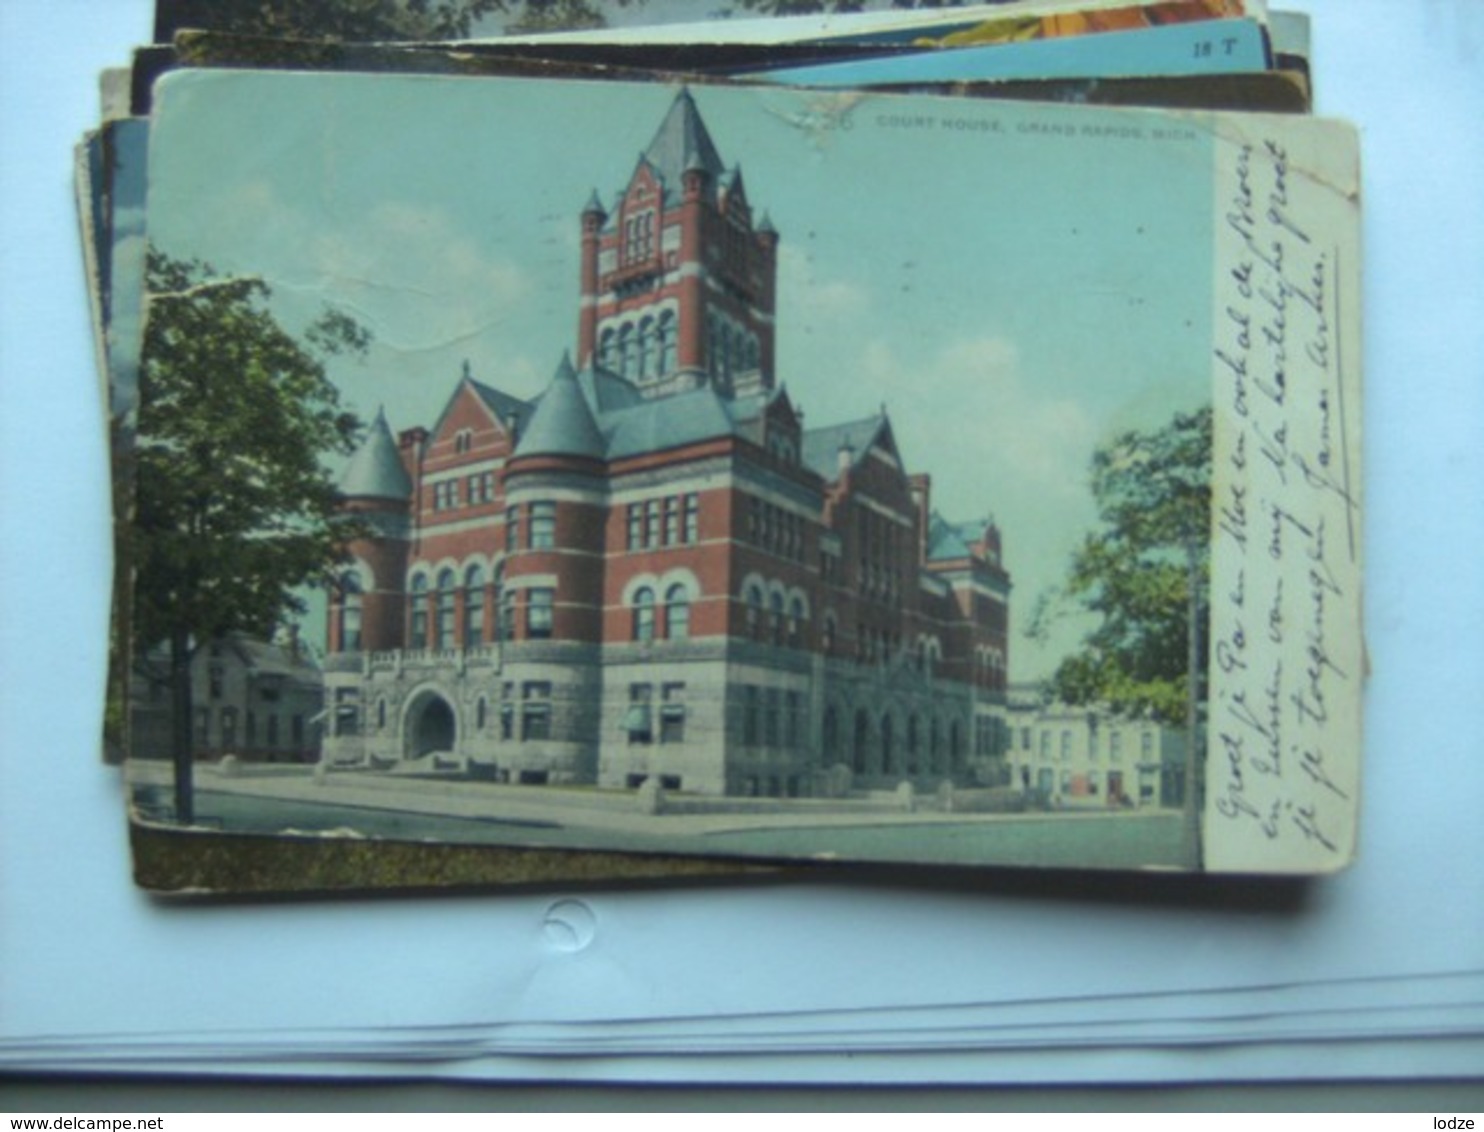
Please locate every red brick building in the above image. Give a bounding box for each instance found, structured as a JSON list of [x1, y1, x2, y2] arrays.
[[322, 90, 1011, 797]]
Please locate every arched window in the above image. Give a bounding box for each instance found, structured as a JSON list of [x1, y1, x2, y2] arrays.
[[853, 709, 871, 775], [658, 310, 677, 374], [664, 584, 690, 640], [499, 591, 516, 643], [769, 591, 785, 645], [881, 713, 895, 776], [598, 327, 615, 370], [638, 316, 657, 380], [633, 586, 656, 642], [745, 584, 763, 639], [706, 313, 718, 379], [722, 324, 737, 383], [494, 563, 512, 642], [788, 595, 805, 648], [618, 323, 635, 378], [376, 697, 387, 731], [463, 564, 486, 646], [409, 574, 429, 649], [822, 614, 837, 656], [435, 568, 457, 649], [337, 572, 363, 652]]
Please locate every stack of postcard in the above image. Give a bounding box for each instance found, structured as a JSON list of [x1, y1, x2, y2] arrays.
[[83, 0, 1362, 891], [27, 0, 1480, 1088]]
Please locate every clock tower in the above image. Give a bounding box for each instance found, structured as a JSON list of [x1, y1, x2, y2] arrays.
[[576, 89, 779, 401]]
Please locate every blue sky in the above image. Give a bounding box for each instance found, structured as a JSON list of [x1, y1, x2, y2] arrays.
[[145, 70, 1214, 677]]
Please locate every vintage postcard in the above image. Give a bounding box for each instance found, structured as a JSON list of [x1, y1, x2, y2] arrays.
[[127, 70, 1360, 885], [76, 118, 151, 765], [742, 16, 1272, 85], [133, 34, 1310, 117], [148, 0, 1258, 44]]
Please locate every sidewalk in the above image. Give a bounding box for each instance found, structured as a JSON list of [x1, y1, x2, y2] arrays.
[[126, 759, 1164, 840]]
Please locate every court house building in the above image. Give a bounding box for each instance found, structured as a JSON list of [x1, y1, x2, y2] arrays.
[[320, 90, 1012, 797]]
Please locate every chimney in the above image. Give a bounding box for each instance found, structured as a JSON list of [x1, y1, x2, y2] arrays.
[[837, 441, 854, 479]]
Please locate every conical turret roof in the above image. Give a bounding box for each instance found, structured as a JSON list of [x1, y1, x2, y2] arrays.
[[338, 408, 412, 500], [513, 354, 606, 462]]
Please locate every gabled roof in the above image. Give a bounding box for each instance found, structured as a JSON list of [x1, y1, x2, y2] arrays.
[[764, 384, 802, 431], [801, 412, 889, 481], [228, 633, 321, 680], [506, 354, 749, 467], [469, 378, 532, 429], [577, 363, 645, 416], [513, 355, 606, 461], [925, 512, 975, 562], [423, 363, 533, 448], [728, 390, 770, 423], [195, 632, 320, 684], [604, 385, 740, 461], [338, 408, 412, 501]]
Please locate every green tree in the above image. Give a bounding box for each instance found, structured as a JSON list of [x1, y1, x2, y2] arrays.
[[1035, 405, 1211, 726], [134, 252, 368, 822]]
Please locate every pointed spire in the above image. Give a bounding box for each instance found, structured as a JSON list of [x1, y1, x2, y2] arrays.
[[338, 408, 412, 501], [513, 353, 606, 462], [582, 188, 606, 216], [757, 210, 777, 236], [642, 87, 725, 187]]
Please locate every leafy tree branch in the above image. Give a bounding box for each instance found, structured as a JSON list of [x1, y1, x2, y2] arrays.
[[133, 251, 369, 819], [1037, 405, 1211, 725]]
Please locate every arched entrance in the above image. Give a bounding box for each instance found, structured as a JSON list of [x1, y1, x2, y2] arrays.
[[404, 690, 456, 759]]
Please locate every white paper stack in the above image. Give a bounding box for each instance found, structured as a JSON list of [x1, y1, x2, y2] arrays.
[[1, 0, 1481, 1089]]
